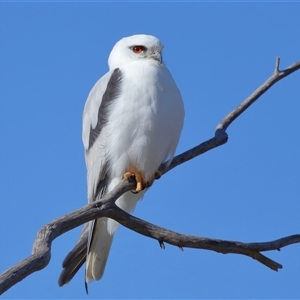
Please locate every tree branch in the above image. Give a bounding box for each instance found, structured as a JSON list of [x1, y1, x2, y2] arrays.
[[1, 57, 300, 295], [216, 57, 300, 131]]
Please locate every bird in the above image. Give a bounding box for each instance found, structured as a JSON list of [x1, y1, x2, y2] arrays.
[[58, 34, 185, 288]]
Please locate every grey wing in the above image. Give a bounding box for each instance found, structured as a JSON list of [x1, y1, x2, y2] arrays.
[[83, 68, 122, 203], [58, 68, 123, 287]]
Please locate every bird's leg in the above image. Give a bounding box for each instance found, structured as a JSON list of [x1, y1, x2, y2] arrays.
[[124, 166, 146, 193]]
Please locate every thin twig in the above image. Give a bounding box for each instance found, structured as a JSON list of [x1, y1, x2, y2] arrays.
[[216, 57, 300, 131]]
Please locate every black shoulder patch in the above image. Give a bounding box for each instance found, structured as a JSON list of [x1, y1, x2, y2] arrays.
[[88, 68, 122, 150]]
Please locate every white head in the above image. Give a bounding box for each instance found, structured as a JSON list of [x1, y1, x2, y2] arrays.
[[108, 34, 164, 70]]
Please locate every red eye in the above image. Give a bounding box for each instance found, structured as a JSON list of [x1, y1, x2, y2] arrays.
[[132, 46, 145, 54]]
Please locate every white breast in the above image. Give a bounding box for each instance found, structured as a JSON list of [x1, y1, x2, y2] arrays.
[[105, 60, 184, 181]]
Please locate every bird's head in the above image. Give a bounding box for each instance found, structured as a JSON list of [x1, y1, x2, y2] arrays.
[[108, 34, 163, 70]]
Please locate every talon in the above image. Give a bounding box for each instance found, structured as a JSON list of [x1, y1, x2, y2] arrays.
[[123, 168, 162, 192], [123, 167, 146, 192], [154, 170, 162, 180], [136, 182, 143, 193], [124, 172, 134, 180]]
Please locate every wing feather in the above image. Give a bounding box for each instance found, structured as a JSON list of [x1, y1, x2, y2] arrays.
[[59, 68, 123, 287], [82, 68, 122, 151], [83, 68, 122, 203]]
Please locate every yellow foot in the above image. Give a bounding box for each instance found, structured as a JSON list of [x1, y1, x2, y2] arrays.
[[124, 166, 146, 193], [124, 168, 163, 192]]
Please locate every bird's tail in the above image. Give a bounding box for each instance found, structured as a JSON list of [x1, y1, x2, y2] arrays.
[[58, 222, 89, 287], [58, 179, 143, 287], [84, 185, 143, 283], [58, 218, 114, 286], [85, 217, 114, 283]]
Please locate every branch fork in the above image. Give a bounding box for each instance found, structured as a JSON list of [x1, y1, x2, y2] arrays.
[[1, 57, 300, 295]]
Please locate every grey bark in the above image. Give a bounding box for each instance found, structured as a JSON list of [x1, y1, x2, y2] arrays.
[[1, 57, 300, 295]]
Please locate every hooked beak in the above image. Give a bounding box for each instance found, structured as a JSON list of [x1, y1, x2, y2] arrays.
[[148, 51, 162, 64]]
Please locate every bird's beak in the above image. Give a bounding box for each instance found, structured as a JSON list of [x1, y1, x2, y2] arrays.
[[148, 51, 162, 64]]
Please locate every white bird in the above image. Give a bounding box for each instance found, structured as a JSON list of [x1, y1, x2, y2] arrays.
[[58, 34, 184, 287]]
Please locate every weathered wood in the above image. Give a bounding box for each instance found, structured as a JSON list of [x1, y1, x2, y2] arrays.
[[1, 58, 300, 295]]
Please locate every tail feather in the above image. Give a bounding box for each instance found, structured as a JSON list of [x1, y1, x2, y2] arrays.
[[58, 183, 143, 287], [58, 230, 88, 286], [85, 217, 114, 282]]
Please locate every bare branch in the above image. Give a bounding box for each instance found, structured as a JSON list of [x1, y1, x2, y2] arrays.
[[0, 179, 135, 295], [1, 58, 300, 295], [216, 58, 300, 131], [105, 204, 300, 271]]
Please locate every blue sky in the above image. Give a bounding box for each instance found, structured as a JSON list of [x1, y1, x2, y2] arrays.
[[1, 2, 300, 299]]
